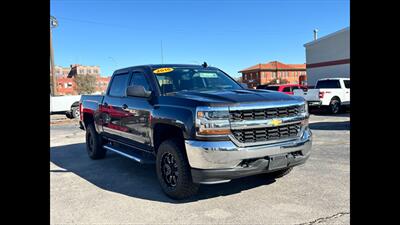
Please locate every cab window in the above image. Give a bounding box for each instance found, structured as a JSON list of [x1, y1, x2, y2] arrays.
[[108, 73, 130, 97]]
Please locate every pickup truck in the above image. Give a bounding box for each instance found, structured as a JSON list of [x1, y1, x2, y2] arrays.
[[50, 94, 81, 118], [257, 84, 307, 95], [293, 78, 350, 114], [79, 64, 312, 199]]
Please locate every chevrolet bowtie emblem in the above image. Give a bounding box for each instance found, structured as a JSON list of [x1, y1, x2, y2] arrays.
[[270, 119, 283, 126]]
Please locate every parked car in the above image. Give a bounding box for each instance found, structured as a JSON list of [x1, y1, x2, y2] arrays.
[[257, 84, 307, 95], [293, 78, 350, 114], [50, 94, 81, 118], [79, 64, 312, 199]]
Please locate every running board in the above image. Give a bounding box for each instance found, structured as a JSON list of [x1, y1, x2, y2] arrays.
[[103, 144, 155, 164]]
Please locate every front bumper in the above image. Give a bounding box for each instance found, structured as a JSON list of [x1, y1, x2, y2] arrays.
[[185, 127, 312, 184]]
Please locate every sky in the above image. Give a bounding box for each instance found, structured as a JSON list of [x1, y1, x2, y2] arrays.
[[50, 0, 350, 78]]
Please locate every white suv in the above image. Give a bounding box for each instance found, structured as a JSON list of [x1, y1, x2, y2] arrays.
[[293, 78, 350, 114]]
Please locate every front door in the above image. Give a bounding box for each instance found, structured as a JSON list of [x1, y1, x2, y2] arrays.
[[119, 70, 153, 151]]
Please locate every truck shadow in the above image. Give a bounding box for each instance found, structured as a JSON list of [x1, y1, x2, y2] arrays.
[[50, 143, 276, 203], [309, 121, 350, 131], [309, 107, 350, 116]]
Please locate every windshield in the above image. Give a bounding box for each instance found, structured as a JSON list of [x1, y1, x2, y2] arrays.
[[153, 67, 242, 95], [264, 86, 280, 91]]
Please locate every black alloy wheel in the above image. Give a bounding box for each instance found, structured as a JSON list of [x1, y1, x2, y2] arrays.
[[161, 152, 179, 187]]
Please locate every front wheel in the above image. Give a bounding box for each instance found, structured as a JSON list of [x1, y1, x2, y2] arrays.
[[156, 139, 199, 199]]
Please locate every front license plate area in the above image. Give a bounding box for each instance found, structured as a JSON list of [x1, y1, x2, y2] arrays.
[[268, 154, 288, 170]]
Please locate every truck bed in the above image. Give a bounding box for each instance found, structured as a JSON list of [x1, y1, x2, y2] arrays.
[[80, 95, 104, 115]]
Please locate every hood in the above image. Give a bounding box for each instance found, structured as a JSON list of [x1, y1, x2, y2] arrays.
[[167, 89, 304, 106]]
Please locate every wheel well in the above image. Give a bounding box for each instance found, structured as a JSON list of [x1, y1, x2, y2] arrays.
[[71, 101, 79, 109], [331, 96, 341, 103], [153, 123, 184, 153], [83, 113, 94, 127]]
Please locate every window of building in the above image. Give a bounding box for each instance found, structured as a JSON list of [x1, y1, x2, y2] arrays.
[[88, 69, 92, 74], [79, 69, 84, 74]]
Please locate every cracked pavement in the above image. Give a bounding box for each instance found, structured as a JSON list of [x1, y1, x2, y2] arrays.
[[50, 113, 349, 224]]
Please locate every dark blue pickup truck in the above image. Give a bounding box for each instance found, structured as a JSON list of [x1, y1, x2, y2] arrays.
[[79, 64, 312, 199]]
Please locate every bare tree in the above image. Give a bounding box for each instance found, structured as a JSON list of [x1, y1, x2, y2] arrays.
[[235, 76, 243, 83], [74, 74, 97, 94]]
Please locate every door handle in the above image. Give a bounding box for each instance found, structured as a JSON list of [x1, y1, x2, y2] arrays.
[[122, 104, 128, 109]]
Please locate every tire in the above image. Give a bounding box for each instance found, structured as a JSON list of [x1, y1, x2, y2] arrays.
[[329, 99, 341, 114], [65, 111, 73, 119], [156, 138, 199, 199], [263, 167, 293, 179], [85, 123, 106, 159], [71, 107, 80, 119]]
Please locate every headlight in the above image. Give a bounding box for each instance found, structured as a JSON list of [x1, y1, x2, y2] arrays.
[[299, 102, 308, 114], [196, 107, 231, 136], [299, 102, 309, 126]]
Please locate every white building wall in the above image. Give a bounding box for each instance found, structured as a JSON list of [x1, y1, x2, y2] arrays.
[[307, 64, 350, 86], [304, 27, 350, 86]]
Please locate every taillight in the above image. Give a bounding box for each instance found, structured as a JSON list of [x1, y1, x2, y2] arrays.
[[79, 102, 83, 121], [319, 91, 324, 99]]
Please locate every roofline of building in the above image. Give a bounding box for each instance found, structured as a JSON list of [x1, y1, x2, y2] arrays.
[[303, 26, 350, 47], [239, 67, 306, 73]]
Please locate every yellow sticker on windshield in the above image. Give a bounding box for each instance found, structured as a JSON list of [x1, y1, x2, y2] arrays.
[[153, 67, 174, 74]]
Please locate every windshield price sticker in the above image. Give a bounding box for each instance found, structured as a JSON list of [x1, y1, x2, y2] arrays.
[[197, 72, 218, 78], [153, 68, 174, 74]]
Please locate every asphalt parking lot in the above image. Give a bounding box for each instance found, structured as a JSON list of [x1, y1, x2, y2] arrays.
[[50, 112, 350, 225]]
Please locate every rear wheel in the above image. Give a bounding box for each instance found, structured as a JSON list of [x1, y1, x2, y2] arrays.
[[156, 138, 199, 199], [71, 107, 80, 118], [86, 123, 106, 159], [329, 99, 341, 114]]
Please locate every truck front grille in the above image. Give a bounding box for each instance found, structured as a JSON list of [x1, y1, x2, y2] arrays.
[[232, 123, 301, 143], [230, 105, 300, 121]]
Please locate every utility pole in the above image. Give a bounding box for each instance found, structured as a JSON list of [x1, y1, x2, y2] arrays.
[[50, 16, 58, 96]]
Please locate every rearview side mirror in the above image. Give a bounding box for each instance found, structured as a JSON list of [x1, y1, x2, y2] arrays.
[[126, 85, 152, 98]]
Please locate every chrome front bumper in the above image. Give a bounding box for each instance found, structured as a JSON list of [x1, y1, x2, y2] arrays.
[[185, 126, 312, 170]]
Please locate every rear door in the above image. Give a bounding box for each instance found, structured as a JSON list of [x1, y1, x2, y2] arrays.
[[101, 72, 131, 141], [119, 70, 153, 151]]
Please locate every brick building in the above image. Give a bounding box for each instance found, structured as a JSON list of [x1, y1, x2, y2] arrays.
[[52, 64, 110, 95], [239, 61, 307, 89]]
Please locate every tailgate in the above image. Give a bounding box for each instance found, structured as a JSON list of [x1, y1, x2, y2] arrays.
[[293, 89, 320, 102]]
